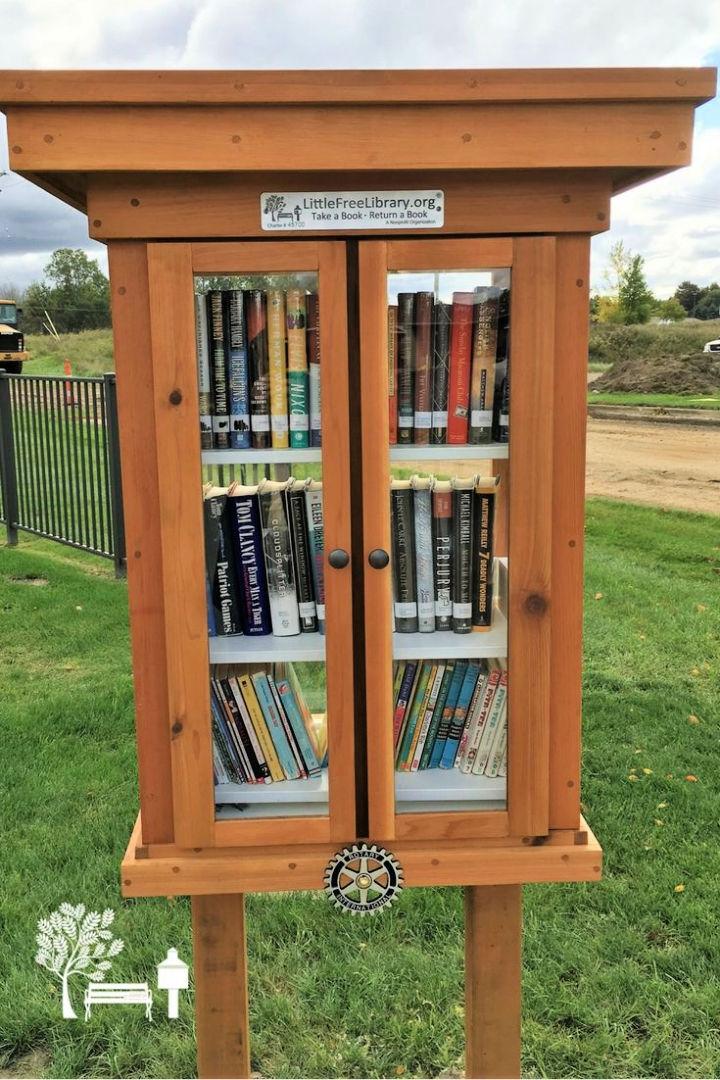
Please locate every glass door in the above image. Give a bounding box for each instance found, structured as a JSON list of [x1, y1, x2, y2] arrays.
[[359, 238, 554, 843], [148, 240, 355, 847]]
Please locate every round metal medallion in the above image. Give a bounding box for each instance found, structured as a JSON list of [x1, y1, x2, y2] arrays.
[[324, 843, 403, 915]]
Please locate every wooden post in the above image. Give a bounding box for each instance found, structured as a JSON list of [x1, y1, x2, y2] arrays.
[[465, 885, 522, 1080], [192, 894, 251, 1080]]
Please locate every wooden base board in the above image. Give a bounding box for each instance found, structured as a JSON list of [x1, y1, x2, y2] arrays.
[[121, 813, 601, 897]]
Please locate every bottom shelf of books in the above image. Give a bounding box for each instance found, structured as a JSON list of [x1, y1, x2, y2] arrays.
[[211, 661, 329, 820]]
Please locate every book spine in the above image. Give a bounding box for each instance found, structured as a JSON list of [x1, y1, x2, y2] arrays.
[[413, 482, 435, 632], [194, 293, 213, 449], [307, 292, 322, 447], [396, 661, 432, 768], [276, 678, 322, 775], [251, 673, 301, 779], [207, 291, 230, 448], [458, 670, 495, 772], [227, 676, 271, 781], [205, 574, 217, 637], [204, 493, 241, 636], [396, 292, 415, 444], [394, 661, 422, 761], [428, 660, 467, 768], [388, 304, 398, 444], [393, 661, 404, 704], [469, 287, 499, 445], [432, 482, 453, 631], [238, 674, 284, 782], [219, 677, 266, 781], [286, 485, 318, 633], [413, 292, 433, 445], [227, 491, 271, 635], [214, 679, 255, 782], [439, 662, 480, 768], [419, 662, 455, 770], [258, 483, 300, 636], [471, 671, 506, 775], [485, 722, 506, 778], [493, 288, 511, 443], [472, 484, 497, 630], [431, 301, 451, 444], [223, 290, 251, 449], [244, 290, 271, 449], [447, 293, 474, 444], [211, 688, 245, 783], [452, 480, 474, 633], [266, 289, 289, 449], [304, 484, 326, 634], [405, 663, 437, 770], [286, 288, 310, 449], [392, 660, 417, 750], [411, 664, 446, 771], [267, 675, 308, 778], [390, 484, 418, 633]]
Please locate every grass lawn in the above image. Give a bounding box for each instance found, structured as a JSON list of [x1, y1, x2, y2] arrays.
[[588, 391, 720, 410], [0, 500, 719, 1079], [24, 331, 114, 378]]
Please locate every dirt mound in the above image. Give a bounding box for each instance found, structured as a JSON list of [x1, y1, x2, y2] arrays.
[[592, 352, 720, 395]]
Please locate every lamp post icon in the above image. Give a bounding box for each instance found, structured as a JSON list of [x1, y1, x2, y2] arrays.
[[157, 948, 188, 1019]]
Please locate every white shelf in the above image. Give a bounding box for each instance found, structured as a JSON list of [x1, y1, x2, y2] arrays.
[[209, 632, 325, 664], [215, 771, 328, 804], [393, 609, 507, 659], [390, 443, 508, 462], [202, 448, 321, 466], [395, 769, 505, 802]]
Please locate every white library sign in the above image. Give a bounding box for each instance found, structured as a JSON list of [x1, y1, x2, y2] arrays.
[[260, 190, 445, 231]]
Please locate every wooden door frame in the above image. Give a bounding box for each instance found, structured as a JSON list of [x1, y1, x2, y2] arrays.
[[142, 238, 356, 848], [358, 236, 554, 843]]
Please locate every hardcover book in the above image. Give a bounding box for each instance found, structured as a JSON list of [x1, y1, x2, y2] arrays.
[[223, 290, 251, 449], [226, 482, 272, 636], [431, 301, 451, 445], [304, 480, 326, 634], [447, 292, 474, 444], [203, 484, 241, 636], [451, 476, 475, 633], [194, 293, 213, 450], [286, 288, 310, 449], [207, 291, 230, 448], [472, 476, 499, 630], [431, 478, 453, 631], [388, 304, 398, 445], [412, 476, 435, 633], [244, 290, 271, 449], [286, 479, 318, 633], [307, 292, 322, 447], [469, 286, 500, 445], [413, 291, 434, 445], [396, 292, 415, 444], [267, 289, 289, 449], [390, 479, 418, 633], [258, 479, 300, 636]]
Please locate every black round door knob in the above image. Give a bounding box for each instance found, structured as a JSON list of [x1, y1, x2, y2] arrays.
[[328, 548, 350, 569], [368, 548, 390, 569]]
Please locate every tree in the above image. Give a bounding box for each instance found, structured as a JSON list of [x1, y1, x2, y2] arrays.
[[693, 284, 720, 321], [617, 254, 654, 324], [653, 297, 686, 322], [24, 249, 110, 333], [674, 281, 702, 316], [603, 240, 631, 296], [35, 903, 124, 1019]]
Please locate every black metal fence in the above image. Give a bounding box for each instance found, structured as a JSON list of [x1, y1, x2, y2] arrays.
[[0, 372, 126, 575]]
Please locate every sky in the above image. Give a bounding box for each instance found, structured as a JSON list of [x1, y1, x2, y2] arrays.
[[0, 0, 719, 298]]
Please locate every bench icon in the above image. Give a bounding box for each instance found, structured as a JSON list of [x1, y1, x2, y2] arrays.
[[84, 982, 153, 1021]]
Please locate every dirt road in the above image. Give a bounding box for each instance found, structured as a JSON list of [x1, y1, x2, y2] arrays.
[[586, 416, 719, 514]]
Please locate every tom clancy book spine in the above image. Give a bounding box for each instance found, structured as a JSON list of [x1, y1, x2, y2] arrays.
[[447, 292, 474, 444], [413, 292, 434, 445], [266, 289, 289, 449], [202, 484, 241, 636], [396, 292, 415, 444], [286, 288, 310, 449], [285, 479, 318, 633], [431, 301, 451, 445], [412, 476, 435, 632], [244, 290, 271, 449], [258, 479, 300, 636], [493, 287, 511, 443], [226, 483, 271, 635], [307, 292, 322, 447], [431, 478, 453, 631], [223, 290, 251, 449], [388, 304, 398, 444], [451, 476, 475, 633], [304, 480, 326, 634], [469, 286, 500, 445], [194, 293, 213, 450], [390, 479, 418, 632], [472, 476, 499, 630], [207, 291, 230, 448]]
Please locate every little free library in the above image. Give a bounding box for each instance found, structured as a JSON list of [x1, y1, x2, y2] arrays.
[[1, 66, 715, 1079]]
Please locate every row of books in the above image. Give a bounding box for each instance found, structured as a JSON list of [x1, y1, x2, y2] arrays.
[[391, 475, 499, 634], [211, 665, 326, 786], [196, 288, 321, 451], [388, 287, 509, 446], [204, 478, 324, 638], [394, 659, 507, 776]]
